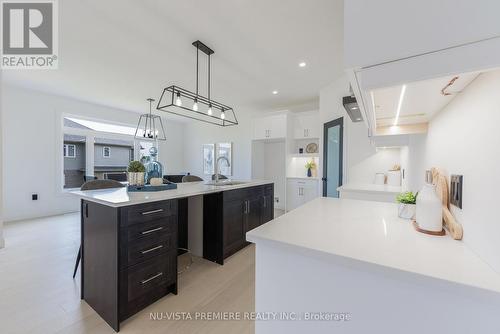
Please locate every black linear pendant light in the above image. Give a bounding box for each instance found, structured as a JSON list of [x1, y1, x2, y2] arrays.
[[156, 40, 238, 126]]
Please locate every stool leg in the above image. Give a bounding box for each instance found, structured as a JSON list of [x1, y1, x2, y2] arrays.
[[73, 245, 81, 279]]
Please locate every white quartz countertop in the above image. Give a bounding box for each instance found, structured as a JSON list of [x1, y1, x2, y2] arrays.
[[247, 197, 500, 295], [70, 179, 273, 207], [337, 183, 402, 194]]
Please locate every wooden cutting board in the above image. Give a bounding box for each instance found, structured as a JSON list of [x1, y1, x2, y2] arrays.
[[431, 168, 463, 240]]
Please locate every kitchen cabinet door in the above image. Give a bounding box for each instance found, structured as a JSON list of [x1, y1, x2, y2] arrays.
[[253, 114, 287, 140], [294, 112, 320, 139], [301, 182, 320, 205], [246, 197, 262, 232], [286, 180, 301, 211], [253, 118, 268, 140], [223, 199, 246, 258], [262, 193, 274, 224]]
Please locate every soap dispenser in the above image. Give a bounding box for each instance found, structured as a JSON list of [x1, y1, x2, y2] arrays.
[[415, 170, 443, 233]]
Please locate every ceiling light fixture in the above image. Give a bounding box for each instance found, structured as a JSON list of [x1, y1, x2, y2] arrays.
[[157, 40, 237, 126], [175, 92, 182, 106], [393, 85, 407, 126], [272, 90, 278, 95], [299, 62, 306, 67], [135, 98, 166, 141]]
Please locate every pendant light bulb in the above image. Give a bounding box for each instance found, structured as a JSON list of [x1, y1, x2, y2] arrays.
[[193, 98, 199, 111], [207, 104, 213, 116], [220, 109, 226, 120], [175, 92, 182, 107]]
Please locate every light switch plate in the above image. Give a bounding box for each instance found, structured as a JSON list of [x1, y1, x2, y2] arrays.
[[450, 175, 463, 209]]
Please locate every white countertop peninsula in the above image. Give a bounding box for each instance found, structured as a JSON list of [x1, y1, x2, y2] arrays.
[[247, 197, 500, 334], [337, 183, 402, 202], [70, 179, 273, 207]]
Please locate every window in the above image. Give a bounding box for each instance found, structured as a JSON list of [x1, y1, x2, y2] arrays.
[[103, 146, 110, 157], [62, 117, 139, 189], [63, 136, 86, 189], [64, 144, 76, 158]]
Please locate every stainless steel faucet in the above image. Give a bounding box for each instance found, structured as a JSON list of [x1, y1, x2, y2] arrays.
[[215, 156, 230, 183]]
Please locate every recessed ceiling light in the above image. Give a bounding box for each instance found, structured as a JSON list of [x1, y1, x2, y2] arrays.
[[299, 62, 306, 67], [272, 90, 278, 95]]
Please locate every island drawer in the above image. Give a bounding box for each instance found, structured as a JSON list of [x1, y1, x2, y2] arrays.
[[120, 228, 176, 268], [121, 216, 175, 242], [121, 200, 177, 227], [119, 253, 176, 320]]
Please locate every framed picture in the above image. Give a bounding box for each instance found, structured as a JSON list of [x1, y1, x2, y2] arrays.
[[217, 142, 232, 176], [203, 144, 215, 175], [202, 142, 233, 176]]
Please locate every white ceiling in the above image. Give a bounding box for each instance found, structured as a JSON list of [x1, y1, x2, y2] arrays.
[[372, 72, 480, 127], [2, 0, 344, 118]]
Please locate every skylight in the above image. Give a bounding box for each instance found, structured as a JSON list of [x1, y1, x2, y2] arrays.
[[65, 117, 141, 136]]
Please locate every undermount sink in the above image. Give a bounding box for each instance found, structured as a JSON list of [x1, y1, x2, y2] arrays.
[[206, 180, 248, 186]]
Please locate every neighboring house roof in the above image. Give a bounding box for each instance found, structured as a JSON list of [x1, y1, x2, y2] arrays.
[[63, 134, 134, 148]]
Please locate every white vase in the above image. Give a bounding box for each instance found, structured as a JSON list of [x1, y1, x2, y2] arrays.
[[128, 172, 145, 186], [415, 171, 443, 232], [398, 203, 416, 219]]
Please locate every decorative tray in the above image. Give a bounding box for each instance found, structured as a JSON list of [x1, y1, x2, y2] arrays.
[[127, 183, 178, 192]]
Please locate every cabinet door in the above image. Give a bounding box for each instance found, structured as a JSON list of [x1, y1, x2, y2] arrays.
[[301, 182, 319, 205], [223, 199, 246, 257], [269, 114, 287, 139], [246, 197, 262, 232], [286, 180, 301, 211], [262, 194, 274, 224], [293, 113, 319, 139], [253, 118, 267, 140]]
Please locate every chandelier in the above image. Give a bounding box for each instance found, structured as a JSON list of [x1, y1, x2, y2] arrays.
[[134, 98, 167, 141], [156, 40, 238, 127]]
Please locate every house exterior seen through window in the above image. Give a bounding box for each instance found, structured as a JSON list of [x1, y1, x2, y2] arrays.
[[63, 144, 76, 158]]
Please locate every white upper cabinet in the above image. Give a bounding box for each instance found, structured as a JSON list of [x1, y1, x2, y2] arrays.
[[293, 112, 319, 139], [253, 114, 287, 140]]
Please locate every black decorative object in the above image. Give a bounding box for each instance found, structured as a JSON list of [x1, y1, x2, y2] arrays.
[[127, 183, 177, 192], [135, 98, 167, 140], [157, 40, 237, 127]]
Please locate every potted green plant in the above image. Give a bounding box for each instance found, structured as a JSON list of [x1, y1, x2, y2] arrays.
[[127, 161, 146, 186], [305, 160, 317, 177], [396, 191, 417, 219]]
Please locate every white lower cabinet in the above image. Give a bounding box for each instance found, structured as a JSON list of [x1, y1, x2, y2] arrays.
[[286, 178, 319, 211]]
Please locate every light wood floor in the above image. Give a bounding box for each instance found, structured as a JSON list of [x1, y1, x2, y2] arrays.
[[0, 213, 256, 334]]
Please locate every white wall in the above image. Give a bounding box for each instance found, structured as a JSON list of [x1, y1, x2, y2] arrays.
[[182, 108, 261, 181], [1, 85, 184, 222], [421, 70, 500, 272], [349, 147, 400, 185]]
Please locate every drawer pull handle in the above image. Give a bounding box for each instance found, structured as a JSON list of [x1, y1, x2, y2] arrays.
[[141, 209, 164, 215], [141, 272, 163, 284], [141, 227, 163, 235], [141, 245, 163, 254]]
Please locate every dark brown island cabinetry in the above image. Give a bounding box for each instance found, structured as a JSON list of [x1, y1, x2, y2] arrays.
[[203, 183, 274, 264], [80, 182, 274, 332], [81, 199, 178, 332]]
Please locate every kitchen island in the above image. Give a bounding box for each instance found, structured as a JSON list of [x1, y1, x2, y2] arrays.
[[71, 180, 273, 332], [246, 197, 500, 334]]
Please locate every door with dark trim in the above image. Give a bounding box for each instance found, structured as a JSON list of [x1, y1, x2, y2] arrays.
[[322, 117, 343, 197]]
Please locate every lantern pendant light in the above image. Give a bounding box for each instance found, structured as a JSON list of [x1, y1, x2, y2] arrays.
[[157, 40, 238, 126], [134, 98, 167, 141]]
